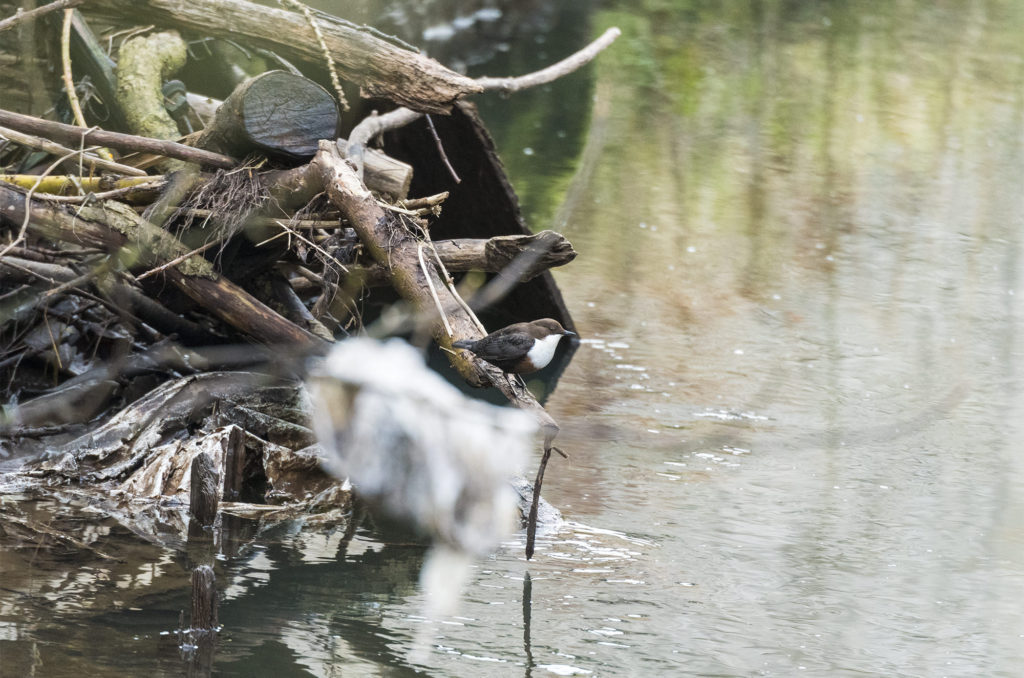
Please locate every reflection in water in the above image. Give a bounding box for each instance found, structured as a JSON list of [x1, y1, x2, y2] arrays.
[[5, 1, 1024, 676]]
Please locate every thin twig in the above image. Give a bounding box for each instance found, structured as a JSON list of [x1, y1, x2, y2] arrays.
[[0, 148, 85, 260], [476, 27, 622, 93], [60, 9, 87, 128], [134, 237, 223, 281], [278, 0, 349, 110], [271, 220, 348, 271], [376, 199, 422, 217], [0, 125, 146, 176], [0, 0, 82, 33], [399, 191, 449, 210], [0, 108, 236, 169], [424, 115, 460, 184], [417, 242, 452, 337]]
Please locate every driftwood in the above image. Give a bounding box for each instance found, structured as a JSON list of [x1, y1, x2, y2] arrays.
[[0, 0, 624, 569], [0, 125, 146, 176], [0, 0, 81, 33], [85, 0, 483, 113], [115, 31, 187, 142], [330, 231, 577, 287], [0, 183, 324, 350], [198, 70, 340, 160], [310, 141, 558, 434], [0, 108, 236, 169], [432, 231, 576, 281]]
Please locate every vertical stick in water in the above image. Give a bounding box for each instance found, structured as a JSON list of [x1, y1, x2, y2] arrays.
[[525, 446, 553, 560]]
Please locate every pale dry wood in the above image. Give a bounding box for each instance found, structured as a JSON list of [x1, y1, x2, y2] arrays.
[[344, 26, 622, 175], [0, 184, 324, 350], [311, 141, 558, 435], [476, 27, 622, 93], [0, 108, 237, 168], [0, 0, 83, 33], [0, 125, 147, 176]]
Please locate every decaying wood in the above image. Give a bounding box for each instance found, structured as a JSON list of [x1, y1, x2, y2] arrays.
[[0, 0, 83, 33], [85, 0, 483, 113], [190, 565, 219, 633], [311, 141, 557, 434], [189, 452, 219, 528], [432, 231, 576, 281], [326, 232, 577, 287], [115, 31, 187, 142], [0, 183, 325, 350], [0, 125, 147, 176], [0, 108, 236, 169], [198, 70, 340, 160]]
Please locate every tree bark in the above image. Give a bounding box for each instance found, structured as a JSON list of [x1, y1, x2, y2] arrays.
[[85, 0, 483, 113], [310, 141, 557, 435], [0, 183, 325, 350], [334, 232, 577, 287], [197, 70, 340, 160], [0, 108, 236, 169]]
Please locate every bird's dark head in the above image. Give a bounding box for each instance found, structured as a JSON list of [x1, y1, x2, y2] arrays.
[[529, 318, 575, 339]]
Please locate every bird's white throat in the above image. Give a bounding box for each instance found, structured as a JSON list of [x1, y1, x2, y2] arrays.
[[526, 333, 564, 369]]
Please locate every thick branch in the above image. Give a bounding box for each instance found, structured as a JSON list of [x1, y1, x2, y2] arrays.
[[0, 125, 147, 176], [0, 0, 83, 33], [115, 31, 187, 142], [0, 184, 323, 349], [344, 26, 622, 174], [85, 0, 483, 113], [310, 141, 557, 434], [343, 232, 577, 286], [0, 108, 236, 169]]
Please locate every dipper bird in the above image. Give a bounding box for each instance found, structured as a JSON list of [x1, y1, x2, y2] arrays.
[[453, 318, 575, 375]]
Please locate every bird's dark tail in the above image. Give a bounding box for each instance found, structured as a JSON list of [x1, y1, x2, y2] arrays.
[[452, 340, 474, 350]]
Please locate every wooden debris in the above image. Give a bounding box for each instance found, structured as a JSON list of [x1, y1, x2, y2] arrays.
[[189, 451, 219, 529], [198, 70, 340, 160], [0, 0, 622, 562]]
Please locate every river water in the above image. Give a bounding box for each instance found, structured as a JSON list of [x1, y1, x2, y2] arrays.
[[4, 1, 1024, 676]]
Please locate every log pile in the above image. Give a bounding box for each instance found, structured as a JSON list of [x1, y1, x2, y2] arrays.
[[0, 0, 617, 555]]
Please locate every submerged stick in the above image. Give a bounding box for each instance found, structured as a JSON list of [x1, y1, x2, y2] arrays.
[[190, 564, 219, 630], [525, 445, 556, 560]]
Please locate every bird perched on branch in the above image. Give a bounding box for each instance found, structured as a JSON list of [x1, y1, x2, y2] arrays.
[[453, 318, 576, 375]]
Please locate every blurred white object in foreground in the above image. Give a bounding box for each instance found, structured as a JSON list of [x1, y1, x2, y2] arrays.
[[307, 337, 536, 556]]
